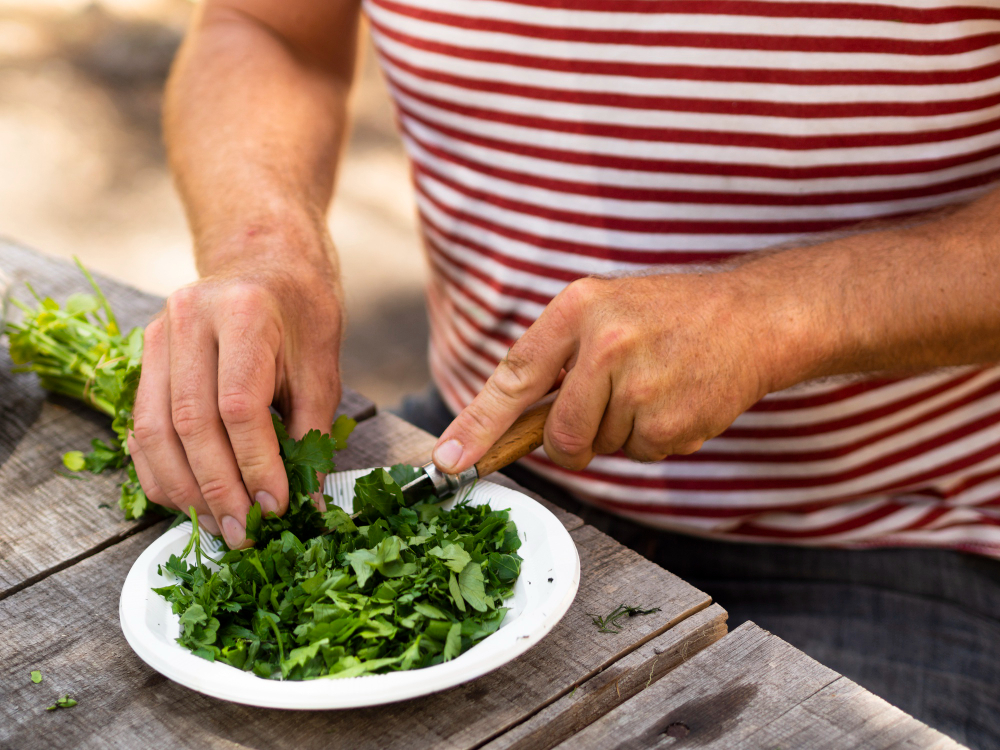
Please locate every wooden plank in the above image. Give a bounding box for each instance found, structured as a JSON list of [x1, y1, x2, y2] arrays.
[[751, 677, 968, 750], [0, 240, 375, 599], [554, 622, 967, 750], [335, 411, 585, 533], [0, 467, 713, 749], [482, 604, 728, 750]]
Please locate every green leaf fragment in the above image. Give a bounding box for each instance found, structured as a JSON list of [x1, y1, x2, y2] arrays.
[[458, 562, 491, 613], [30, 670, 42, 684], [61, 452, 85, 472], [46, 694, 77, 711]]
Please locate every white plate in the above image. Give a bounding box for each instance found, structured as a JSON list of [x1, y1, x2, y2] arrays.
[[119, 470, 580, 709]]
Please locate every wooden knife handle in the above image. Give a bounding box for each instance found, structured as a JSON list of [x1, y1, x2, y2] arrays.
[[474, 400, 553, 478]]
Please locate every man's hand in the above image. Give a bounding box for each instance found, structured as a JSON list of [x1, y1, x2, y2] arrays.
[[128, 256, 343, 548], [145, 0, 362, 546], [431, 271, 785, 473], [432, 188, 1000, 477]]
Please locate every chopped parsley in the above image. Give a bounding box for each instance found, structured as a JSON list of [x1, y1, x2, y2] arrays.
[[154, 463, 523, 679]]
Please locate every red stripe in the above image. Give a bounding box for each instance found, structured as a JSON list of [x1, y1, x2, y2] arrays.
[[400, 106, 1000, 179], [421, 210, 586, 286], [480, 0, 1000, 25], [401, 120, 1000, 206], [418, 182, 747, 264], [382, 44, 1000, 120], [427, 239, 555, 318], [728, 372, 984, 437], [391, 72, 1000, 153], [532, 405, 1000, 492], [688, 376, 1000, 463], [370, 15, 1000, 87], [372, 0, 1000, 55], [415, 161, 906, 235], [732, 502, 904, 538]]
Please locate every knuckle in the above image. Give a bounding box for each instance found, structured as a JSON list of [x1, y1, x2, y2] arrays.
[[131, 415, 163, 446], [545, 424, 592, 459], [591, 325, 634, 368], [458, 405, 503, 441], [222, 283, 272, 320], [559, 277, 600, 312], [198, 477, 232, 508], [171, 399, 211, 440], [166, 285, 200, 322], [162, 483, 199, 509], [673, 439, 705, 456], [627, 378, 662, 409], [218, 391, 257, 426], [144, 316, 165, 344], [491, 350, 533, 400]]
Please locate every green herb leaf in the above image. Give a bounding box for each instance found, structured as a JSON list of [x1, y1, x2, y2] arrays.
[[46, 694, 77, 711], [30, 670, 42, 684]]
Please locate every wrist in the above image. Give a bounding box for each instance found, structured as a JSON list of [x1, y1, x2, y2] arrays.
[[725, 257, 844, 395], [194, 206, 337, 281]]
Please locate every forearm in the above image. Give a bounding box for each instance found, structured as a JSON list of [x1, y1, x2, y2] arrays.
[[739, 187, 1000, 392], [164, 2, 360, 276]]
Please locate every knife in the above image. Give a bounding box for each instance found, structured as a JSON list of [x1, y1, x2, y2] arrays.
[[399, 399, 554, 503]]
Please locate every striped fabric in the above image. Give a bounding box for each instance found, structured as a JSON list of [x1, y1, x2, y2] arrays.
[[363, 0, 1000, 556]]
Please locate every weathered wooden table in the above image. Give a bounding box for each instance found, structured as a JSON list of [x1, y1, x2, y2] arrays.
[[0, 243, 966, 750]]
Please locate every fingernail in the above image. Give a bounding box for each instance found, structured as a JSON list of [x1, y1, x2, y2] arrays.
[[256, 490, 279, 517], [221, 515, 246, 549], [199, 515, 221, 536], [433, 439, 464, 472]]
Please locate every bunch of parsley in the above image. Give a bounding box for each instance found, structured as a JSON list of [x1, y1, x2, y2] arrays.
[[154, 464, 523, 679], [5, 260, 149, 517]]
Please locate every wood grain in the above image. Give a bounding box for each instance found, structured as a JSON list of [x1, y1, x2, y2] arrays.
[[482, 604, 728, 750], [475, 401, 552, 479], [553, 622, 967, 750], [0, 478, 714, 749], [0, 241, 375, 599]]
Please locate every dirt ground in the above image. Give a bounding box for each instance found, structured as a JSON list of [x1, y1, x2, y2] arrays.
[[0, 0, 430, 408]]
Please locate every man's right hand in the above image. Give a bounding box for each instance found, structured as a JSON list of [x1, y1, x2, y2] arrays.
[[127, 254, 343, 549]]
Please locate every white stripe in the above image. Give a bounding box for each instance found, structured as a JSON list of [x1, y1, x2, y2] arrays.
[[373, 28, 1000, 106], [425, 222, 567, 299], [376, 0, 1000, 41], [525, 422, 1000, 506], [418, 173, 812, 252], [369, 2, 1000, 72], [403, 115, 1000, 196], [708, 370, 1000, 452], [737, 370, 983, 426], [392, 83, 1000, 166], [407, 133, 990, 221], [380, 51, 1000, 132]]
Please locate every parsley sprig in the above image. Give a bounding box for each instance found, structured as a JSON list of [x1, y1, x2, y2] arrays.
[[588, 603, 661, 634]]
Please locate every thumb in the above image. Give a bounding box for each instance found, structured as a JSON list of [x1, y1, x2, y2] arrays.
[[433, 317, 575, 474]]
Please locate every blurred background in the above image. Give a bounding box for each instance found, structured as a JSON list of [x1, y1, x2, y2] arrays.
[[0, 0, 430, 407]]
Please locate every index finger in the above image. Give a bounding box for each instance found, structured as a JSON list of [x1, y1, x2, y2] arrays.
[[432, 301, 577, 474]]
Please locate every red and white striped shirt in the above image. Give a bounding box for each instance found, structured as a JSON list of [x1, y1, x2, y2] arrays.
[[364, 0, 1000, 556]]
